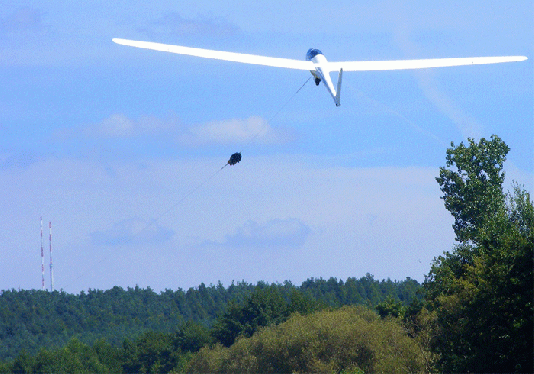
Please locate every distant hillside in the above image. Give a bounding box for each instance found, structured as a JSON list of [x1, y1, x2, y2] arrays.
[[0, 275, 420, 361]]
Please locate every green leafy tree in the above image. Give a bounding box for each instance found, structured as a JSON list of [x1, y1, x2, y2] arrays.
[[121, 331, 182, 374], [172, 321, 212, 353], [436, 135, 509, 243], [376, 295, 406, 319], [92, 339, 122, 373], [31, 338, 108, 374], [210, 286, 290, 347], [7, 350, 35, 374], [210, 286, 323, 347], [426, 136, 533, 373]]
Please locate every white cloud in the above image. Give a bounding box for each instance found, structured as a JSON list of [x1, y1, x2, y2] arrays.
[[58, 113, 295, 150], [82, 113, 178, 139], [90, 218, 174, 246], [92, 113, 135, 138], [186, 116, 295, 145], [203, 218, 311, 250]]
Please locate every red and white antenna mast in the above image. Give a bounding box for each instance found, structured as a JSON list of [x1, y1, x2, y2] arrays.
[[40, 217, 45, 291], [49, 221, 54, 292]]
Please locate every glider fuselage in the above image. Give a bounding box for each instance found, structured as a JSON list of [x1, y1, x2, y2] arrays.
[[306, 48, 342, 106]]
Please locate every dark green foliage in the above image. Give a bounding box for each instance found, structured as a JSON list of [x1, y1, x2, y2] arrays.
[[301, 274, 421, 308], [0, 282, 255, 361], [5, 338, 121, 374], [209, 277, 421, 348], [3, 350, 36, 374], [427, 136, 533, 373], [211, 286, 323, 347], [120, 331, 178, 374], [173, 321, 212, 353], [426, 187, 533, 372], [376, 295, 407, 319]]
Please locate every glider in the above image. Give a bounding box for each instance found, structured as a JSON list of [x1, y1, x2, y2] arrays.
[[112, 38, 527, 107]]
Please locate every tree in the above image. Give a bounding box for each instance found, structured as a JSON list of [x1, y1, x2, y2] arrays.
[[210, 286, 322, 347], [436, 135, 509, 243], [7, 350, 35, 374], [426, 136, 533, 373], [121, 331, 179, 374], [172, 321, 212, 353], [210, 286, 290, 347], [376, 296, 406, 319]]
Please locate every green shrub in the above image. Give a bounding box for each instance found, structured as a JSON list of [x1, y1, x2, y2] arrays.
[[188, 306, 427, 373]]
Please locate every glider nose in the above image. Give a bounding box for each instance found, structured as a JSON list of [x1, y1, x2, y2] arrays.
[[306, 48, 322, 61]]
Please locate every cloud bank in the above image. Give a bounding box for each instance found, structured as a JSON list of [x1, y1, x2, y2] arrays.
[[203, 218, 311, 250], [59, 113, 295, 150], [90, 218, 174, 247], [185, 116, 295, 145]]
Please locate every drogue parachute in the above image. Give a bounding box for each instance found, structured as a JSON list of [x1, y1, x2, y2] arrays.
[[228, 152, 241, 165]]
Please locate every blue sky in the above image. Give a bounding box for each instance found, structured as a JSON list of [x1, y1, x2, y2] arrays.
[[1, 1, 532, 293]]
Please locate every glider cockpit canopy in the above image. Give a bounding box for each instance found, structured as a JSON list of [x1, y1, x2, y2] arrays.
[[306, 48, 322, 61]]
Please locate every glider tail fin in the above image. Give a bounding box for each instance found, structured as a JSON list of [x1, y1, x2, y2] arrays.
[[315, 66, 343, 106], [335, 68, 343, 107]]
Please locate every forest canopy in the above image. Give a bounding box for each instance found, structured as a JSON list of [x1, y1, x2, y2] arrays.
[[0, 276, 420, 362]]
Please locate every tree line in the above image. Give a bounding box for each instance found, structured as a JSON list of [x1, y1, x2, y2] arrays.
[[0, 285, 428, 373], [0, 276, 420, 362]]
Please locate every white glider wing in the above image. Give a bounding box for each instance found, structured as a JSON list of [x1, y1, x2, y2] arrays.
[[328, 56, 528, 72], [113, 38, 526, 72], [112, 38, 313, 70], [113, 38, 527, 106]]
